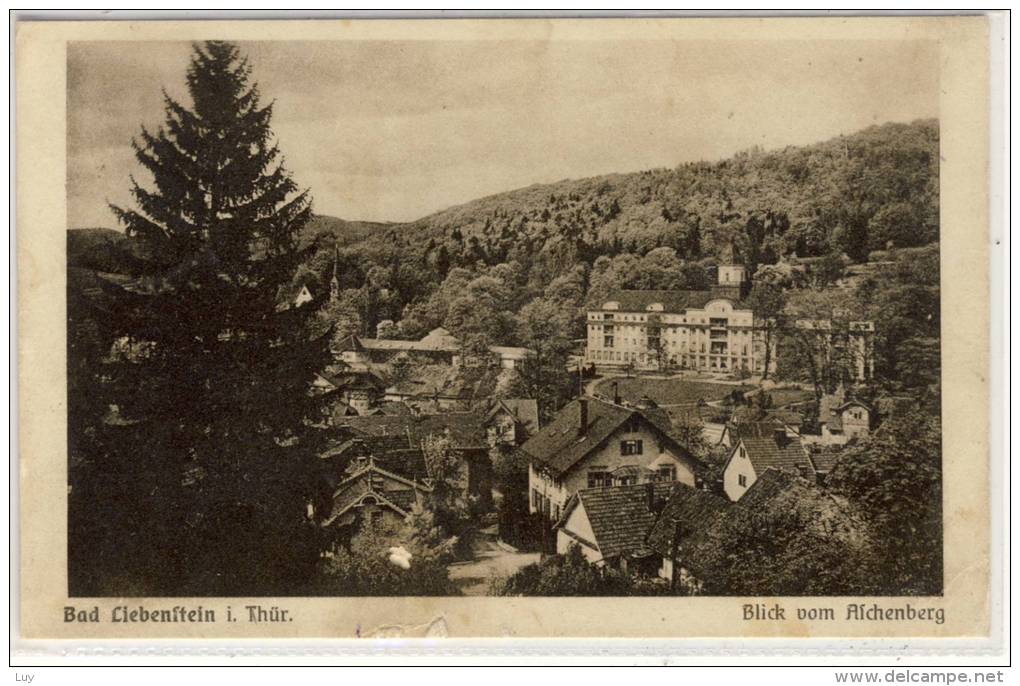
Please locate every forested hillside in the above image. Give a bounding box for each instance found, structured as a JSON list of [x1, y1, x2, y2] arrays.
[[70, 119, 940, 407], [398, 118, 936, 264], [294, 119, 935, 328]]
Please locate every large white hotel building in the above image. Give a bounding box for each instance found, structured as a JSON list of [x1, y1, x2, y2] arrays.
[[584, 263, 874, 379]]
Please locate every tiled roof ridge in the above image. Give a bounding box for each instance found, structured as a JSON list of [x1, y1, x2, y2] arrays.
[[333, 458, 433, 498], [322, 488, 412, 527]]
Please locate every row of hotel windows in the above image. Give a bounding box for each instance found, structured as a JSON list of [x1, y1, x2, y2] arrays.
[[588, 349, 754, 370], [597, 339, 750, 355], [592, 325, 752, 338], [594, 313, 734, 325]]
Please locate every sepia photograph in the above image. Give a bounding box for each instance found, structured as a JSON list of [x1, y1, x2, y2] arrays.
[[63, 33, 948, 601]]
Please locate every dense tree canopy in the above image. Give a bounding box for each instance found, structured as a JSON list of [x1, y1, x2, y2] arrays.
[[70, 41, 327, 595]]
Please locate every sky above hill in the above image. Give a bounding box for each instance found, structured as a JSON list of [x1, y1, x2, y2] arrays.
[[67, 38, 938, 228]]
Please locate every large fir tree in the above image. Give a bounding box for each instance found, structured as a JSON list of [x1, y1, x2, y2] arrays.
[[71, 41, 329, 595]]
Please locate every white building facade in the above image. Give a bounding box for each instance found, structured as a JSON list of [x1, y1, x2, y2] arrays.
[[584, 265, 774, 375]]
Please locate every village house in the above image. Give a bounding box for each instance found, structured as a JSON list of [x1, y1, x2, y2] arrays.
[[335, 327, 532, 371], [521, 396, 703, 523], [645, 482, 730, 589], [318, 456, 433, 540], [274, 281, 320, 312], [805, 445, 843, 485], [484, 398, 540, 447], [721, 425, 813, 501], [331, 410, 492, 507], [717, 419, 800, 450], [379, 362, 496, 410], [311, 368, 387, 415], [553, 481, 675, 573], [801, 386, 873, 447]]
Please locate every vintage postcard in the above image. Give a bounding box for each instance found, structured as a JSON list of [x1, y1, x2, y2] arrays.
[[14, 15, 997, 650]]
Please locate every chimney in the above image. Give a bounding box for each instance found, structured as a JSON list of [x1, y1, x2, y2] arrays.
[[774, 428, 788, 448], [578, 398, 589, 437], [646, 481, 665, 514], [613, 381, 621, 405]]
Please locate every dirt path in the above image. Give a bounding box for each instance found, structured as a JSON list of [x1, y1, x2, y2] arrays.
[[447, 526, 541, 596]]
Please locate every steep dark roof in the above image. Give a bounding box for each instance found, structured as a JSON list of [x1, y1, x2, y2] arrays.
[[334, 412, 487, 450], [322, 461, 431, 526], [328, 368, 387, 391], [731, 435, 813, 478], [367, 401, 414, 416], [727, 421, 786, 442], [560, 482, 675, 559], [374, 449, 430, 482], [736, 469, 867, 539], [600, 289, 718, 312], [520, 397, 695, 477], [487, 398, 540, 436], [646, 483, 730, 558], [806, 448, 842, 476]]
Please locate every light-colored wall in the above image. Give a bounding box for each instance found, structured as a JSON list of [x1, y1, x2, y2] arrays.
[[487, 413, 517, 446], [561, 423, 695, 496], [584, 297, 768, 374], [528, 462, 571, 518], [528, 421, 696, 519], [658, 556, 674, 581], [723, 441, 758, 501], [556, 500, 602, 564], [718, 265, 746, 286], [841, 407, 870, 440]]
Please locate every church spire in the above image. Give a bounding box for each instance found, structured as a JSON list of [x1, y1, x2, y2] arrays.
[[330, 244, 340, 302]]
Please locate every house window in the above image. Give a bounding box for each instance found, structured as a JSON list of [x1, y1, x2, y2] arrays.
[[370, 510, 384, 526], [616, 474, 637, 486], [587, 470, 610, 488], [738, 474, 747, 487], [620, 440, 643, 456], [657, 465, 676, 482]]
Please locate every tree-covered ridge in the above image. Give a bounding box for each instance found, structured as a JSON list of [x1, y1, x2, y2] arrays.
[[362, 118, 937, 265]]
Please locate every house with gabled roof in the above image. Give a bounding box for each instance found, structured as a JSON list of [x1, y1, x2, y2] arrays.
[[721, 426, 813, 501], [805, 445, 843, 484], [821, 399, 872, 445], [802, 386, 874, 447], [553, 481, 675, 572], [485, 398, 540, 447], [334, 327, 533, 370], [331, 410, 492, 507], [319, 457, 432, 538], [520, 396, 702, 524], [311, 368, 387, 415], [645, 482, 730, 587], [717, 420, 800, 449]]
